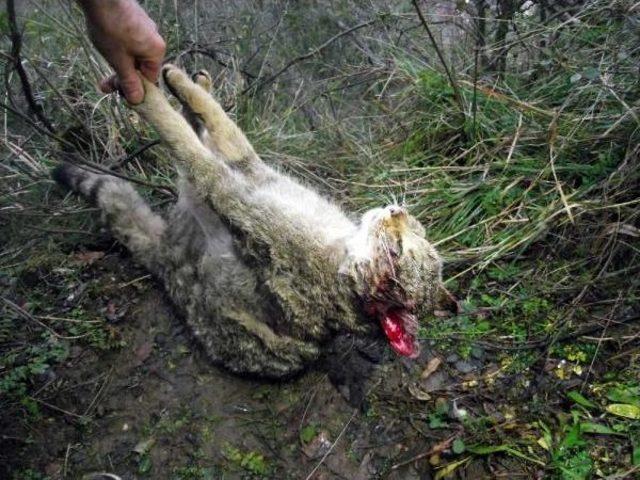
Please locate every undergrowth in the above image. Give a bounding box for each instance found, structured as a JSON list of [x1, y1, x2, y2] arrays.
[[1, 0, 639, 478]]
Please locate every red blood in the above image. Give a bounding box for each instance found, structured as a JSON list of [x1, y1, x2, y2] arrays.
[[380, 310, 416, 358], [380, 310, 404, 342]]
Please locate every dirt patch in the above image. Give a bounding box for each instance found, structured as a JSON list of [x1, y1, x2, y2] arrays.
[[1, 253, 428, 479], [4, 252, 634, 479]]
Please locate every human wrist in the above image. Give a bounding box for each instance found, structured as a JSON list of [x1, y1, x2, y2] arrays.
[[77, 0, 134, 18]]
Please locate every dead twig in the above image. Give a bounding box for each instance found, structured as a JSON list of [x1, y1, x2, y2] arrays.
[[2, 297, 89, 340], [165, 47, 257, 80], [110, 139, 161, 170], [468, 313, 640, 351], [391, 434, 457, 470], [6, 0, 55, 133], [0, 102, 175, 196], [304, 409, 357, 480], [411, 0, 464, 113], [28, 396, 85, 419], [243, 19, 376, 95], [581, 293, 623, 392]]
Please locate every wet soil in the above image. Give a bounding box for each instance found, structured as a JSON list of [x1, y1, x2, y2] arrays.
[[2, 253, 535, 479]]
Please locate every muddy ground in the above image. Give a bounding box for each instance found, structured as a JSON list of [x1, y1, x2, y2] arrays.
[[2, 246, 548, 479]]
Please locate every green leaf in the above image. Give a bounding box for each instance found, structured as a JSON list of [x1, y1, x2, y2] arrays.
[[468, 444, 545, 466], [452, 438, 466, 454], [607, 386, 640, 407], [429, 414, 447, 429], [557, 449, 592, 480], [633, 444, 640, 467], [579, 422, 625, 436], [138, 454, 152, 474], [300, 424, 317, 443], [606, 404, 640, 420], [567, 391, 597, 409], [562, 423, 584, 449], [434, 457, 470, 480]]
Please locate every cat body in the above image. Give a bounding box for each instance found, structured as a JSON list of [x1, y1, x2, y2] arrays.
[[55, 66, 442, 380]]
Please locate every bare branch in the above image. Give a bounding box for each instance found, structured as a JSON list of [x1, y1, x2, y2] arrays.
[[242, 19, 376, 95], [6, 0, 55, 133], [411, 0, 465, 113]]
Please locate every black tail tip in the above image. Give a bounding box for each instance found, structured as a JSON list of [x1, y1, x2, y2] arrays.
[[51, 163, 82, 192]]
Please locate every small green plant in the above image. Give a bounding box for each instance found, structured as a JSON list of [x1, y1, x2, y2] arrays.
[[299, 423, 318, 443], [11, 469, 47, 480], [223, 443, 269, 476], [0, 335, 68, 400], [428, 399, 450, 430], [539, 418, 593, 480], [172, 465, 220, 480]]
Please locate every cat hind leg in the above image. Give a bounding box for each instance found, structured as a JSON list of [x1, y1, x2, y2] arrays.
[[53, 163, 166, 272], [161, 64, 263, 174]]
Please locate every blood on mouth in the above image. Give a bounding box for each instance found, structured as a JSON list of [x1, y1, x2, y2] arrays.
[[380, 308, 417, 358]]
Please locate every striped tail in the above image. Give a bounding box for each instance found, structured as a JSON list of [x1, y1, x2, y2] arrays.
[[52, 163, 167, 272]]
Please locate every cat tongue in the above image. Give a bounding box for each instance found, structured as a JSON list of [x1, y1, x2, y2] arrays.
[[380, 310, 418, 358]]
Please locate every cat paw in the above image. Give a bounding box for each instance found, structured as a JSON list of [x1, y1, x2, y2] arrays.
[[192, 69, 212, 92], [161, 63, 186, 94]]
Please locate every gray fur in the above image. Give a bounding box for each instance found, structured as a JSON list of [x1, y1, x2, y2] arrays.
[[54, 65, 443, 379]]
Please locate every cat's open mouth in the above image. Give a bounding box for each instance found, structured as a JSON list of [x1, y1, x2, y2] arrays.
[[363, 299, 420, 358], [379, 307, 419, 358]]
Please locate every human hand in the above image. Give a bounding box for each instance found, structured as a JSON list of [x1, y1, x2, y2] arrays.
[[79, 0, 166, 104]]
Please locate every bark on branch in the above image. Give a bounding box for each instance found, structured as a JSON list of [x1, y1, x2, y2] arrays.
[[6, 0, 55, 133]]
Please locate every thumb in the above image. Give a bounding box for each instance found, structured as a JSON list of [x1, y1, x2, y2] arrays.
[[113, 58, 144, 104], [139, 59, 162, 84]]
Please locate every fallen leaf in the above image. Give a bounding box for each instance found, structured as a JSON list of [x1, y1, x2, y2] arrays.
[[430, 436, 456, 455], [537, 437, 550, 451], [408, 383, 431, 401], [606, 403, 640, 420], [133, 438, 155, 455], [72, 251, 105, 265], [421, 357, 443, 379], [435, 457, 471, 480]]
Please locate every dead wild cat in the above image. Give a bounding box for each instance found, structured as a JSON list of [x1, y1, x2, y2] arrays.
[[54, 65, 442, 387]]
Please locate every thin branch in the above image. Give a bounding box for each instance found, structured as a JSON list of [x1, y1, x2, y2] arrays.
[[165, 46, 258, 80], [242, 19, 376, 95], [6, 0, 55, 133], [2, 297, 88, 340], [110, 139, 161, 170], [411, 0, 464, 113], [304, 409, 357, 480], [0, 102, 175, 196]]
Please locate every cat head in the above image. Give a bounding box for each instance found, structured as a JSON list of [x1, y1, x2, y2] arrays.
[[340, 205, 442, 358]]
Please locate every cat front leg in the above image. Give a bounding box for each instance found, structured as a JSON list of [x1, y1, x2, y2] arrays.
[[132, 77, 246, 198], [161, 64, 268, 178]]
